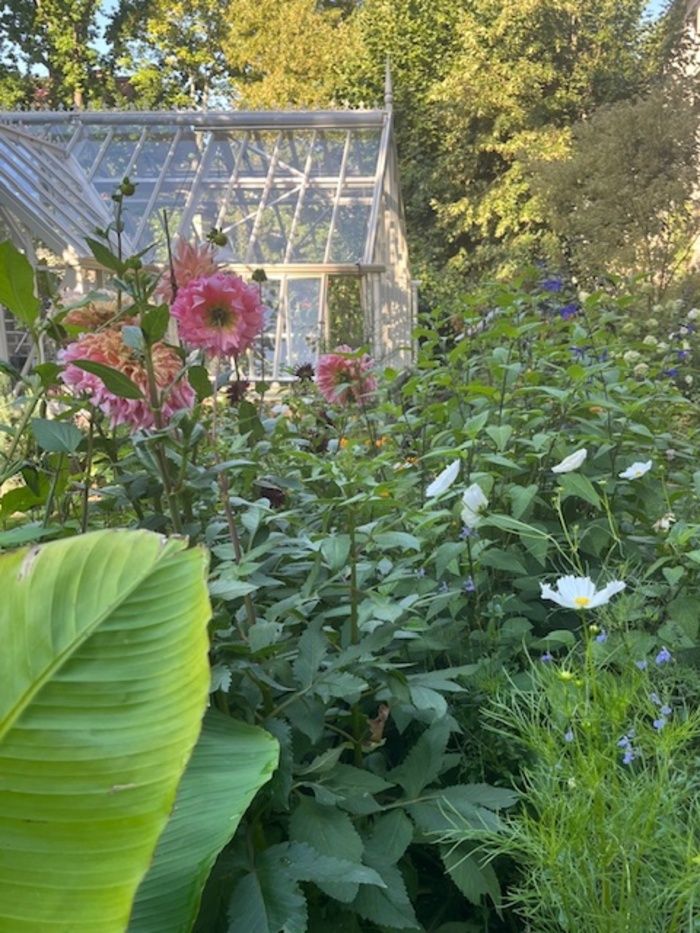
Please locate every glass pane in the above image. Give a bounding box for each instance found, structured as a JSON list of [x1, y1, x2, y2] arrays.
[[345, 130, 381, 177], [329, 203, 371, 262], [274, 130, 313, 176], [254, 186, 300, 262], [71, 125, 111, 175], [132, 133, 176, 179], [328, 275, 364, 347], [288, 189, 332, 261], [93, 127, 143, 179], [309, 131, 347, 176], [238, 131, 276, 177], [285, 278, 322, 369], [221, 189, 262, 261], [248, 279, 281, 378]]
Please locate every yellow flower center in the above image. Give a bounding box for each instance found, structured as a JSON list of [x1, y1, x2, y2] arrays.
[[574, 596, 591, 608]]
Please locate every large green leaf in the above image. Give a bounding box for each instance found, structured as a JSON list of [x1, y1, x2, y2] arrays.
[[0, 530, 211, 932], [0, 239, 41, 327], [128, 711, 279, 933]]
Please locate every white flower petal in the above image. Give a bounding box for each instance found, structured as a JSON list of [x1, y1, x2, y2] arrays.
[[589, 580, 626, 608], [552, 448, 588, 474], [540, 575, 625, 610], [426, 459, 460, 498], [461, 483, 488, 527], [618, 460, 652, 480]]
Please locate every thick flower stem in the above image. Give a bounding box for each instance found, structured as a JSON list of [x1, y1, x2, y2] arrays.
[[80, 413, 94, 534], [143, 345, 182, 534]]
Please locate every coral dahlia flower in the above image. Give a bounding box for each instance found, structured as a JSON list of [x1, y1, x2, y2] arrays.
[[59, 328, 194, 429], [155, 239, 218, 303], [316, 345, 377, 406], [170, 272, 264, 358]]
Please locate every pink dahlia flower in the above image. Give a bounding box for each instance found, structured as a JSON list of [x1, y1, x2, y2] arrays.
[[170, 271, 264, 358], [155, 239, 218, 303], [316, 345, 378, 406], [59, 328, 195, 430]]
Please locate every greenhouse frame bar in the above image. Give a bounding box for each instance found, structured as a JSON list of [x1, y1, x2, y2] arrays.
[[0, 77, 415, 377]]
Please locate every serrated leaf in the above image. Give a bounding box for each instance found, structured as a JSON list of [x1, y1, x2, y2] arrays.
[[316, 671, 367, 702], [364, 811, 413, 866], [352, 861, 419, 930], [289, 797, 364, 902], [441, 844, 501, 906], [227, 866, 306, 933], [31, 417, 83, 453], [269, 841, 385, 888], [0, 240, 40, 326], [388, 718, 450, 798], [292, 621, 327, 688]]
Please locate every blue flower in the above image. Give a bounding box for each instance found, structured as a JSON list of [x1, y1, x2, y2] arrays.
[[653, 717, 667, 731], [540, 651, 554, 662], [560, 302, 579, 320], [650, 692, 661, 706], [564, 728, 574, 743], [677, 349, 690, 361], [635, 659, 648, 670], [415, 567, 426, 578], [664, 368, 679, 379], [595, 629, 608, 644], [660, 704, 672, 716], [463, 576, 476, 593], [622, 747, 636, 765], [655, 646, 672, 665], [617, 734, 632, 748], [541, 276, 564, 293], [459, 525, 475, 540]]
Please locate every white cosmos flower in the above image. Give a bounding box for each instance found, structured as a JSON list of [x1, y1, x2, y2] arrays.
[[540, 575, 626, 610], [618, 460, 652, 480], [426, 459, 460, 498], [551, 448, 587, 474], [461, 483, 488, 527]]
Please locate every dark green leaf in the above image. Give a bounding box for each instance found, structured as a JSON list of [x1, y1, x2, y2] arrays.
[[69, 359, 144, 399], [85, 237, 125, 274], [0, 240, 40, 327], [31, 417, 83, 453]]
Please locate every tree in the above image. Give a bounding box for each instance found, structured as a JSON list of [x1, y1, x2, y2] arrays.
[[0, 0, 102, 107], [221, 0, 349, 109], [532, 80, 700, 299], [426, 0, 666, 279], [107, 0, 233, 108]]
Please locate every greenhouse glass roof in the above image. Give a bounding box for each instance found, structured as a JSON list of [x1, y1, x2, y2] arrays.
[[0, 110, 389, 268]]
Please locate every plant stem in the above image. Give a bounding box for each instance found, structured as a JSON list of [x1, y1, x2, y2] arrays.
[[80, 412, 94, 533]]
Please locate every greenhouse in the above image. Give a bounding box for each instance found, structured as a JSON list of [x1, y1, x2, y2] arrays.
[[0, 85, 414, 376]]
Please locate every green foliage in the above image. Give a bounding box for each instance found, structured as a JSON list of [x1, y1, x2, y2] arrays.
[[128, 711, 279, 933], [441, 644, 700, 931], [533, 80, 700, 299], [0, 530, 211, 930]]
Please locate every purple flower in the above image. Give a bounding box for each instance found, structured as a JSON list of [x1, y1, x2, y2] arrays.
[[677, 349, 690, 361], [617, 734, 632, 749], [595, 629, 608, 644], [541, 276, 564, 293], [664, 368, 679, 379], [653, 717, 667, 731], [459, 525, 475, 540], [463, 576, 476, 593], [635, 659, 648, 671], [660, 704, 672, 716], [540, 651, 554, 662], [655, 646, 672, 665], [622, 747, 636, 765], [559, 302, 579, 320], [564, 728, 574, 743]]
